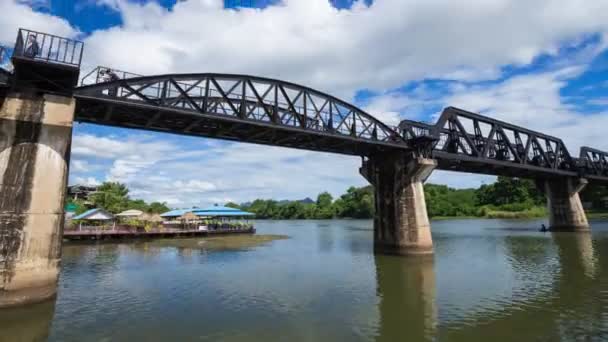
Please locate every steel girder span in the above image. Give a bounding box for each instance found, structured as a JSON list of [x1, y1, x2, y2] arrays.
[[74, 73, 408, 156], [579, 147, 608, 182], [400, 107, 608, 182]]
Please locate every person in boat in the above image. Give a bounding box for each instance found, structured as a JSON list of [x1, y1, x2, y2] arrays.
[[540, 224, 548, 232]]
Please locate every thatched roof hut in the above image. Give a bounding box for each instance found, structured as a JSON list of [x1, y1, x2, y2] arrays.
[[141, 213, 163, 223], [180, 212, 198, 222], [116, 209, 144, 218]]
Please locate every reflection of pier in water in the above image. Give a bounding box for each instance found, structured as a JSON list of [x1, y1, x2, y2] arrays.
[[0, 299, 56, 342], [374, 255, 437, 341], [374, 231, 607, 341], [439, 232, 606, 341]]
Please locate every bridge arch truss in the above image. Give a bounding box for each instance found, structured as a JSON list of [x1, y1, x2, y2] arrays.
[[74, 72, 407, 156]]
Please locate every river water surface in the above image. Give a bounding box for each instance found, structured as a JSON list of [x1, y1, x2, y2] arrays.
[[2, 219, 608, 341]]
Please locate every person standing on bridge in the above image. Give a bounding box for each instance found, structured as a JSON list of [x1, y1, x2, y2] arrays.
[[101, 68, 120, 96], [24, 35, 40, 58]]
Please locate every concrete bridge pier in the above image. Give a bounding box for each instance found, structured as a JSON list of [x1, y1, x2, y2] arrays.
[[0, 91, 75, 308], [544, 178, 590, 232], [361, 152, 436, 256]]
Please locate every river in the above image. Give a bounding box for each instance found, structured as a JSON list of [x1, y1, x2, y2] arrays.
[[2, 218, 608, 341]]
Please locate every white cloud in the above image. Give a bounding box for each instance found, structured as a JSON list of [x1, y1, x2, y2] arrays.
[[588, 98, 608, 106], [444, 67, 608, 153], [69, 62, 608, 204], [73, 176, 101, 186], [71, 159, 90, 172], [428, 171, 496, 190], [362, 59, 608, 160], [70, 129, 365, 207], [8, 0, 608, 201], [172, 180, 217, 193], [0, 1, 77, 45], [362, 83, 449, 123], [80, 0, 608, 98]]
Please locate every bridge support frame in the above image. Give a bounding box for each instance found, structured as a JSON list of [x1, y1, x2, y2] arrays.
[[0, 91, 74, 308], [544, 178, 590, 232], [361, 152, 436, 256]]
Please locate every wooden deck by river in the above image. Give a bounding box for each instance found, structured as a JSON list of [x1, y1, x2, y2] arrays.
[[63, 228, 256, 241]]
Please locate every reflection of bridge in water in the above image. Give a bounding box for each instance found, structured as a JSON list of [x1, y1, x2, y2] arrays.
[[0, 28, 607, 307], [2, 229, 605, 341], [375, 231, 607, 341]]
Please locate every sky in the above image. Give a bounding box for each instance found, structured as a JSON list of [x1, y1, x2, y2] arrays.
[[1, 0, 608, 208]]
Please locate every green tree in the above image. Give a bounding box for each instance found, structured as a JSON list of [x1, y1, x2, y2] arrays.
[[338, 186, 374, 218], [424, 184, 477, 217], [128, 199, 149, 212], [225, 202, 241, 209], [475, 177, 544, 208], [90, 182, 130, 213], [580, 185, 608, 209], [278, 201, 307, 219], [66, 198, 88, 215], [315, 192, 334, 219], [147, 201, 170, 214], [244, 199, 280, 219]]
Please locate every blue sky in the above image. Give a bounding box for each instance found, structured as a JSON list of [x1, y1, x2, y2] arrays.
[[2, 0, 608, 207]]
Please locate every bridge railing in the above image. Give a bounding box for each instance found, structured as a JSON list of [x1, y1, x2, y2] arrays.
[[13, 28, 83, 67], [80, 66, 143, 86]]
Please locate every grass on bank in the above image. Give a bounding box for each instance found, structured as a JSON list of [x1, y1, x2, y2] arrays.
[[432, 208, 608, 220], [587, 211, 608, 219]]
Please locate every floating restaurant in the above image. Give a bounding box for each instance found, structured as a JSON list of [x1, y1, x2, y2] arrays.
[[64, 205, 255, 241], [161, 205, 255, 230]]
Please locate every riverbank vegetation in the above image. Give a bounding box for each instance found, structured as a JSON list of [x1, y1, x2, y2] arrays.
[[69, 178, 608, 221], [233, 177, 607, 220], [67, 182, 170, 215]]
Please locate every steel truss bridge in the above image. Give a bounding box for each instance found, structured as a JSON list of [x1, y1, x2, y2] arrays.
[[0, 59, 606, 182], [399, 108, 608, 181], [72, 68, 608, 183], [75, 70, 406, 156]]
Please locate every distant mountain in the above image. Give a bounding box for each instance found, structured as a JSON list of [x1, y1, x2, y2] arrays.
[[298, 197, 315, 204]]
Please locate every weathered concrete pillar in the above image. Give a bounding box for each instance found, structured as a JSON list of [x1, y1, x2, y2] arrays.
[[544, 178, 589, 232], [361, 152, 436, 256], [0, 92, 74, 308]]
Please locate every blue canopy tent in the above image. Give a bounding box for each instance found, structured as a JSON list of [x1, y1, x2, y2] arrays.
[[195, 206, 255, 217], [160, 206, 254, 218], [160, 205, 254, 231], [72, 208, 115, 230]]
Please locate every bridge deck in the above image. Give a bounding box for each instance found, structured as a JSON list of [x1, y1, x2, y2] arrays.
[[75, 94, 407, 156]]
